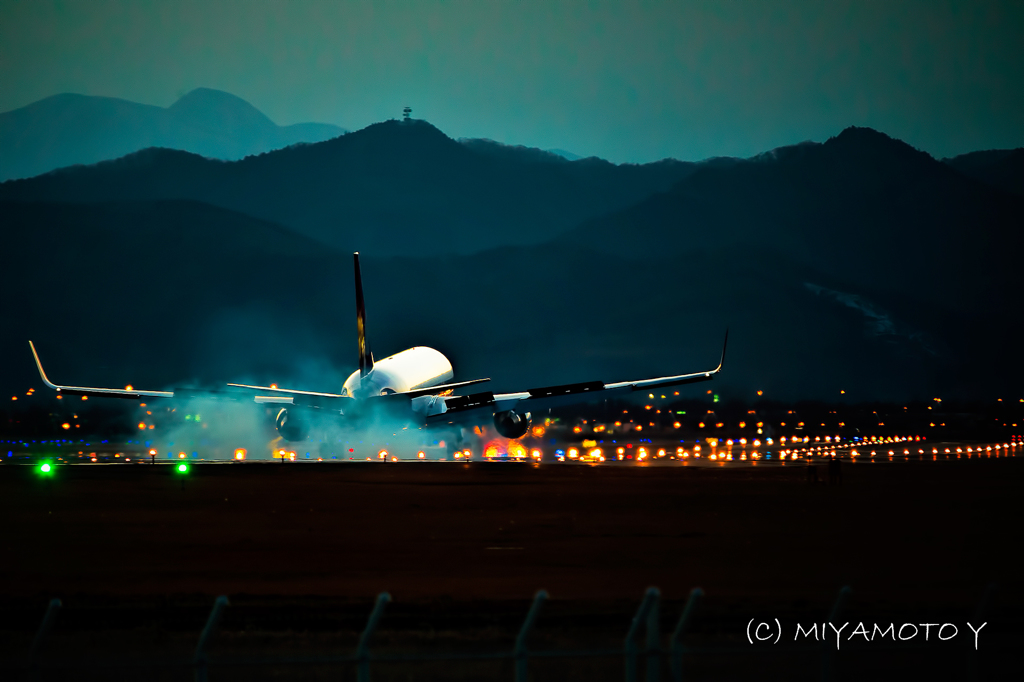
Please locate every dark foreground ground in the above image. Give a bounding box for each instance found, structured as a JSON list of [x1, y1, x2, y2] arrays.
[[1, 457, 1021, 680]]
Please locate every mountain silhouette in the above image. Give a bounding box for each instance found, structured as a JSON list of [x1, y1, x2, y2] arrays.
[[1, 199, 990, 402], [944, 148, 1024, 198], [0, 119, 698, 256], [557, 127, 1024, 319], [3, 124, 1021, 401], [0, 88, 346, 181]]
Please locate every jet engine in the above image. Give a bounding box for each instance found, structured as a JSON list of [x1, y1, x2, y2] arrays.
[[493, 409, 532, 439], [275, 408, 309, 442]]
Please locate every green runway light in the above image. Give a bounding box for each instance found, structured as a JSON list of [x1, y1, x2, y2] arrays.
[[39, 463, 51, 473], [177, 463, 188, 473]]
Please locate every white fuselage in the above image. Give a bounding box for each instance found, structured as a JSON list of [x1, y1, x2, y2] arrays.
[[342, 346, 453, 399]]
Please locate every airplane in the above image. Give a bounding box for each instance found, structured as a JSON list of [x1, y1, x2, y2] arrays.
[[29, 253, 728, 454]]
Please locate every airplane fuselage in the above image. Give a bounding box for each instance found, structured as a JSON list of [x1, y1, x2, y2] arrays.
[[341, 346, 453, 399]]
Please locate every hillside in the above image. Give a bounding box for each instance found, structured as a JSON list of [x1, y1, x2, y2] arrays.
[[4, 126, 1022, 401], [556, 127, 1024, 318], [0, 119, 698, 256], [944, 148, 1024, 198], [2, 199, 1012, 403], [0, 88, 346, 181]]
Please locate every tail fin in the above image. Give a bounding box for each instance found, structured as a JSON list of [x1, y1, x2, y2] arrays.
[[354, 252, 374, 377]]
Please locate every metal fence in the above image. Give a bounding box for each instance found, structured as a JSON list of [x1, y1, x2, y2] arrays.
[[11, 584, 1002, 682]]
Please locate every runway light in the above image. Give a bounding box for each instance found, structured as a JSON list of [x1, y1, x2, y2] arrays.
[[62, 423, 70, 430], [234, 449, 246, 461], [378, 450, 388, 459], [418, 451, 425, 459], [177, 463, 188, 474], [39, 463, 52, 474]]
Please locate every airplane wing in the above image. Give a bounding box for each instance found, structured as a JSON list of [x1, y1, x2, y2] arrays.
[[30, 340, 176, 400], [30, 340, 487, 411], [431, 330, 728, 424], [28, 341, 330, 407], [226, 377, 490, 401]]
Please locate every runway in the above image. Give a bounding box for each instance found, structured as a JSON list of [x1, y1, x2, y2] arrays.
[[3, 454, 1021, 601], [3, 450, 1021, 680]]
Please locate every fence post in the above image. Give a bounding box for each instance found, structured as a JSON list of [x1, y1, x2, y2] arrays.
[[820, 586, 850, 682], [669, 588, 703, 682], [194, 595, 229, 682], [646, 590, 661, 682], [357, 592, 391, 682], [514, 590, 548, 682], [625, 587, 660, 682], [25, 598, 62, 674]]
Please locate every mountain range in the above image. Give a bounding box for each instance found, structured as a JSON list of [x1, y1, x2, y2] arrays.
[[1, 108, 1022, 402], [0, 88, 347, 181], [0, 118, 700, 256]]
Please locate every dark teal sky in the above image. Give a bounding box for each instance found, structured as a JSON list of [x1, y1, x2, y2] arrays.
[[2, 0, 1021, 162]]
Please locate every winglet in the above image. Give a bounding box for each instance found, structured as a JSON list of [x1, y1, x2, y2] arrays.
[[715, 328, 729, 373], [28, 341, 59, 390], [354, 252, 374, 378]]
